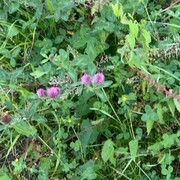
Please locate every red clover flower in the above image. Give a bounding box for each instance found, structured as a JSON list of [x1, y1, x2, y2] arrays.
[[47, 86, 61, 98], [81, 74, 91, 85], [93, 73, 105, 84], [36, 88, 46, 97]]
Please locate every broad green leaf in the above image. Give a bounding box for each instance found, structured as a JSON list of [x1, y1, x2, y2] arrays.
[[111, 4, 123, 18], [102, 81, 113, 88], [167, 99, 175, 117], [121, 15, 129, 24], [129, 139, 138, 161], [68, 67, 77, 82], [59, 49, 69, 62], [10, 67, 24, 79], [82, 166, 97, 179], [55, 35, 64, 44], [148, 142, 163, 156], [141, 29, 151, 48], [10, 58, 16, 67], [91, 118, 104, 125], [0, 168, 11, 180], [161, 133, 176, 148], [9, 2, 20, 14], [126, 34, 135, 49], [12, 47, 21, 58], [39, 157, 51, 172], [31, 115, 47, 122], [79, 119, 99, 146], [30, 70, 47, 78], [0, 48, 11, 58], [129, 20, 139, 38], [146, 119, 154, 135], [0, 10, 7, 20], [13, 121, 37, 137], [0, 68, 9, 81], [0, 174, 10, 180], [40, 58, 49, 64], [79, 160, 97, 180], [157, 104, 164, 123], [141, 105, 158, 122], [85, 38, 101, 60], [111, 4, 119, 17], [8, 25, 19, 38], [46, 0, 53, 13], [174, 99, 180, 112], [95, 89, 107, 102], [101, 139, 115, 165], [88, 63, 96, 76], [71, 55, 92, 68], [128, 93, 137, 101]]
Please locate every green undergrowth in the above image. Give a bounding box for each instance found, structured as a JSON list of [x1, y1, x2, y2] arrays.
[[0, 0, 180, 179]]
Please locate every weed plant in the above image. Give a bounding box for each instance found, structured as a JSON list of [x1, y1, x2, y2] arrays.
[[0, 0, 180, 179]]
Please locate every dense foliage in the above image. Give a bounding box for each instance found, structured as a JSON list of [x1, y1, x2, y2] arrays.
[[0, 0, 180, 179]]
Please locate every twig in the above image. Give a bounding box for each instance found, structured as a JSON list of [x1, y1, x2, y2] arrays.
[[161, 0, 180, 12]]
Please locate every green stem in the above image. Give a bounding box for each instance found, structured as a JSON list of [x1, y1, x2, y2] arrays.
[[101, 88, 123, 128]]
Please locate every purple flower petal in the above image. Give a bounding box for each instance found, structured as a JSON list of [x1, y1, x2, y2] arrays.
[[93, 73, 104, 84], [81, 74, 91, 85], [47, 87, 61, 98], [36, 88, 46, 97]]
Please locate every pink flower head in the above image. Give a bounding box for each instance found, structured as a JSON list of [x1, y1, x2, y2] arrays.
[[165, 89, 175, 98], [47, 86, 61, 98], [81, 74, 91, 85], [176, 95, 180, 102], [93, 73, 105, 84], [36, 88, 46, 97]]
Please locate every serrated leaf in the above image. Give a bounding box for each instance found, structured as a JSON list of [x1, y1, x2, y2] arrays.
[[129, 139, 138, 161], [101, 139, 115, 165]]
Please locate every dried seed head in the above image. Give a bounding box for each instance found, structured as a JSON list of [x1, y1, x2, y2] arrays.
[[1, 112, 11, 124]]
